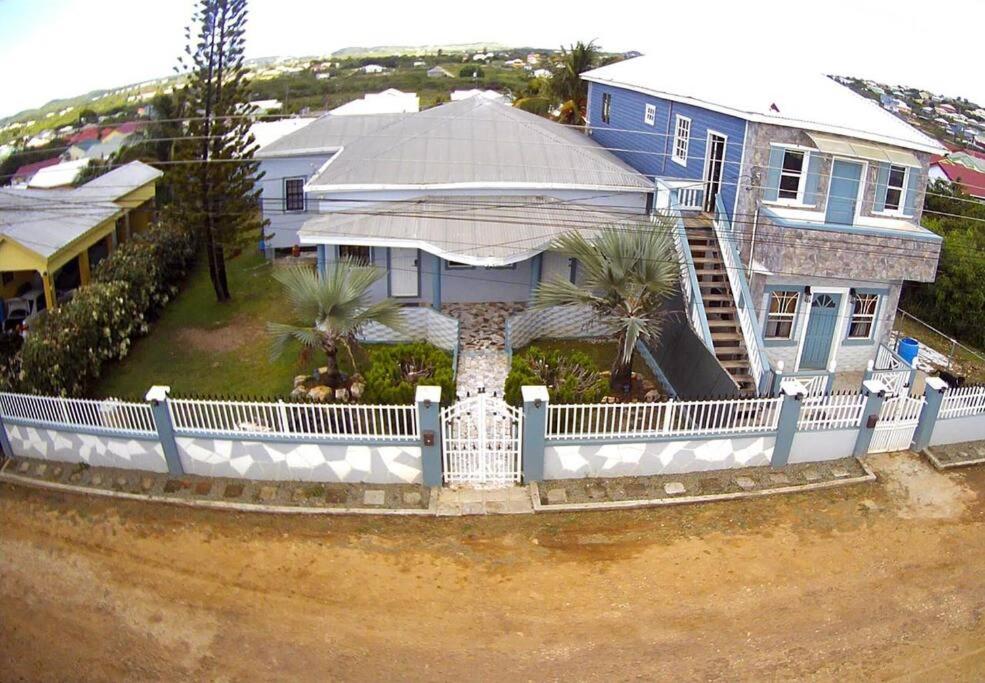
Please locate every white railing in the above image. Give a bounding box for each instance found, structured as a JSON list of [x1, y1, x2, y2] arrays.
[[798, 393, 866, 431], [712, 194, 772, 393], [0, 392, 157, 435], [868, 342, 912, 396], [169, 398, 419, 440], [546, 396, 782, 440], [940, 385, 985, 419], [655, 181, 713, 352], [676, 185, 705, 210]]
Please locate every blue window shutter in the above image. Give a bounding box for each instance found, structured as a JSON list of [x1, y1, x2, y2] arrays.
[[903, 167, 921, 216], [803, 152, 822, 205], [764, 146, 784, 201], [873, 162, 890, 213]]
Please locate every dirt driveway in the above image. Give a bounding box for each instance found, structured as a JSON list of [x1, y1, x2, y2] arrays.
[[1, 452, 984, 681]]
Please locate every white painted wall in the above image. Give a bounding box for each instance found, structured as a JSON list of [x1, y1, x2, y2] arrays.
[[930, 415, 985, 447], [5, 424, 168, 473], [789, 428, 857, 463], [543, 434, 776, 479]]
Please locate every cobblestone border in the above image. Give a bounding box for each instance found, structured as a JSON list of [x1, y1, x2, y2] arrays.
[[922, 447, 985, 471], [529, 459, 877, 513], [0, 459, 438, 516]]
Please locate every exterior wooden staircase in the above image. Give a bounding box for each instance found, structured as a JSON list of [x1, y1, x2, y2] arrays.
[[684, 213, 757, 394]]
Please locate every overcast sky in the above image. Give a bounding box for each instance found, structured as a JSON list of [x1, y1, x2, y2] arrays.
[[0, 0, 981, 118]]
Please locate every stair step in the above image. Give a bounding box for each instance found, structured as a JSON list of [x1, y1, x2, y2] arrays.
[[720, 360, 751, 369], [712, 332, 743, 342], [692, 257, 723, 265], [707, 318, 738, 327], [701, 293, 734, 302]]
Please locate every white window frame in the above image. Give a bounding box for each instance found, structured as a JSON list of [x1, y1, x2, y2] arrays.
[[601, 93, 612, 124], [764, 290, 799, 340], [643, 103, 656, 127], [764, 144, 817, 208], [847, 292, 879, 340], [876, 164, 911, 217], [672, 115, 691, 167], [283, 176, 305, 213]]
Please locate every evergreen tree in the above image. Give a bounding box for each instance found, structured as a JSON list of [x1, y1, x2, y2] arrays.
[[172, 0, 265, 301]]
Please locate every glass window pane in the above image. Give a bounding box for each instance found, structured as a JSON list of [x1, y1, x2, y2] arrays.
[[782, 150, 804, 173]]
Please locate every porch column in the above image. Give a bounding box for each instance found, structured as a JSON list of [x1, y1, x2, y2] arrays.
[[78, 249, 91, 286], [913, 376, 948, 452], [853, 379, 890, 457], [316, 245, 327, 278], [431, 253, 442, 310], [529, 252, 543, 299], [145, 385, 184, 476], [41, 272, 56, 310], [124, 212, 132, 241]]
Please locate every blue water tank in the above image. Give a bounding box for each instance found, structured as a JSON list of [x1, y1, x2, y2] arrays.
[[897, 337, 919, 366]]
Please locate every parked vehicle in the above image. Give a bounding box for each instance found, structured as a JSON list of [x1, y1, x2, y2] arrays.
[[3, 289, 47, 333]]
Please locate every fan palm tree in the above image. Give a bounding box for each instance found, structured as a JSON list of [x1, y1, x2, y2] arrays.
[[267, 260, 404, 388], [532, 222, 679, 389], [551, 40, 601, 124]]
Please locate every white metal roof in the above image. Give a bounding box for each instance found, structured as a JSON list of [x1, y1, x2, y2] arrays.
[[306, 97, 653, 192], [298, 195, 647, 265], [581, 56, 946, 154], [27, 158, 92, 188], [251, 118, 317, 151], [254, 113, 407, 158], [0, 161, 162, 258], [330, 89, 420, 116]]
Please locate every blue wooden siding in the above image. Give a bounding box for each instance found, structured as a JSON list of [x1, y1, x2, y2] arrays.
[[586, 82, 747, 219]]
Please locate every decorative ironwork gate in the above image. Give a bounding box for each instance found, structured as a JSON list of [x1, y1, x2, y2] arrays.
[[869, 394, 924, 454], [441, 394, 522, 486]]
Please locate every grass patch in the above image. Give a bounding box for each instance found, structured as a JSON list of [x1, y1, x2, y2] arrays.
[[514, 339, 655, 378], [94, 253, 319, 398]]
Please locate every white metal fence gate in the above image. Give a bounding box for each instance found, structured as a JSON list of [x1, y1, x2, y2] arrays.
[[441, 394, 522, 486], [869, 395, 925, 454]]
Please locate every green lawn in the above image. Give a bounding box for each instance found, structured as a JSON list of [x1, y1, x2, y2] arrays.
[[94, 253, 312, 399]]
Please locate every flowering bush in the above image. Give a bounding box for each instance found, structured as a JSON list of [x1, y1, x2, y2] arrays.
[[1, 218, 197, 396]]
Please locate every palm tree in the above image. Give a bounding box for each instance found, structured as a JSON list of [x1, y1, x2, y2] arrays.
[[550, 40, 601, 124], [532, 223, 679, 389], [267, 260, 404, 388]]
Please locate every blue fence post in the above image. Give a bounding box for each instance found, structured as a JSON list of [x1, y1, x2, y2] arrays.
[[0, 411, 14, 459], [913, 376, 948, 452], [771, 379, 806, 467], [415, 385, 443, 487], [521, 386, 549, 482], [145, 385, 184, 476], [316, 245, 327, 278], [853, 379, 890, 457]]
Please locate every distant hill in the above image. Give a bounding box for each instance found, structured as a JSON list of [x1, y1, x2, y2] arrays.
[[331, 43, 530, 58]]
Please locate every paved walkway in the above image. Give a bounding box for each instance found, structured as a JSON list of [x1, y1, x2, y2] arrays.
[[434, 485, 533, 516], [443, 302, 524, 399]]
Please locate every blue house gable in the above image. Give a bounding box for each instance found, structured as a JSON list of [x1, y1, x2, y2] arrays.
[[586, 81, 747, 219]]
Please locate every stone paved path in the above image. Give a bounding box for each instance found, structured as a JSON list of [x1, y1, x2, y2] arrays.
[[443, 302, 524, 398], [434, 485, 533, 516]]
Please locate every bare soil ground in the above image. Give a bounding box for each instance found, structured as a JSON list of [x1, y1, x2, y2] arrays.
[[1, 452, 985, 681]]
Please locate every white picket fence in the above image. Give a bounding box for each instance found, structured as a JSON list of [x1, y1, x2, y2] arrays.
[[0, 392, 157, 435], [168, 398, 419, 440], [798, 393, 867, 431], [939, 385, 985, 419], [546, 396, 782, 440]]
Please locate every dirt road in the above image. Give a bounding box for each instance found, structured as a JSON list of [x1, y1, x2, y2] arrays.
[[1, 452, 984, 681]]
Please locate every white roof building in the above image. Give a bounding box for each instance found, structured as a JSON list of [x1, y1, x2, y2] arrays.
[[28, 159, 92, 188], [329, 89, 419, 116], [251, 118, 317, 151], [450, 89, 508, 104]]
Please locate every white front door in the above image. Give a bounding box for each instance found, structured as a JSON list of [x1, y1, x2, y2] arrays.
[[389, 248, 419, 297]]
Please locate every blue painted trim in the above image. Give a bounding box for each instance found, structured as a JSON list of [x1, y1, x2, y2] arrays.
[[545, 430, 778, 447], [432, 253, 442, 310], [172, 430, 420, 447], [2, 417, 160, 442], [760, 206, 943, 243]]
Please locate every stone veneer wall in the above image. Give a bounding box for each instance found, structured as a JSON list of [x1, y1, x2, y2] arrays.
[[543, 434, 776, 478]]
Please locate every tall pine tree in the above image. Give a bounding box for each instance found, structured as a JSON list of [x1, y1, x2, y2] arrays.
[[173, 0, 265, 301]]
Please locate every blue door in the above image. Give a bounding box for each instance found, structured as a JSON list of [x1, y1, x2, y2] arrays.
[[801, 293, 841, 370], [825, 160, 863, 225]]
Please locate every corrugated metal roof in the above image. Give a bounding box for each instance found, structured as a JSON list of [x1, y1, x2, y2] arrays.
[[306, 98, 653, 191], [254, 113, 407, 158], [0, 161, 162, 258], [297, 195, 647, 265], [582, 56, 946, 154]]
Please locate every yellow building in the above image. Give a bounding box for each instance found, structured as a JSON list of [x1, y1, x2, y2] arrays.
[[0, 161, 162, 311]]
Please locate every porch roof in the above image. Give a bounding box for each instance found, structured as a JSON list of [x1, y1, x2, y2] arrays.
[[297, 195, 646, 266]]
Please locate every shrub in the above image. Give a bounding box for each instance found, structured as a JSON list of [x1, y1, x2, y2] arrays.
[[459, 65, 484, 78], [361, 342, 455, 404], [504, 346, 609, 407]]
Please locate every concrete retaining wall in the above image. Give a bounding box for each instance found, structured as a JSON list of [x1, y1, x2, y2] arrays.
[[5, 423, 168, 473], [789, 428, 857, 464], [543, 434, 776, 479], [930, 414, 985, 447], [175, 436, 423, 484]]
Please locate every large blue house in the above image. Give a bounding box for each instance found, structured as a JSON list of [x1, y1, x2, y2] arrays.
[[581, 57, 945, 394]]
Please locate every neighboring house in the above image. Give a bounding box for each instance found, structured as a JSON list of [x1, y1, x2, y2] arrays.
[[10, 157, 61, 186], [450, 89, 508, 103], [929, 151, 985, 199], [27, 158, 92, 188], [255, 97, 651, 307], [330, 89, 420, 115], [427, 66, 453, 78], [582, 56, 945, 392], [0, 161, 162, 311], [361, 64, 385, 74]]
